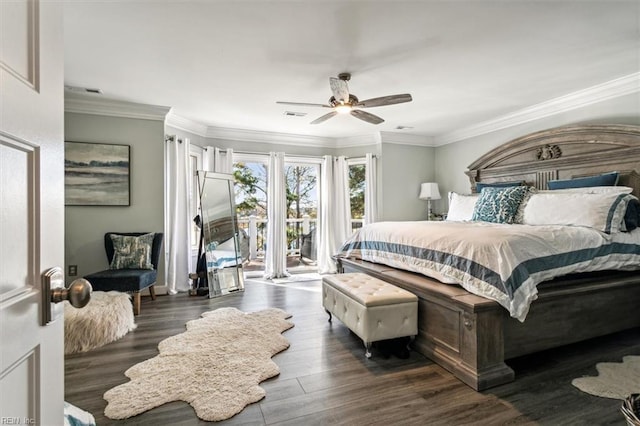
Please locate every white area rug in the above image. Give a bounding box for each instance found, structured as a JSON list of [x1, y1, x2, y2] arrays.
[[572, 355, 640, 399], [103, 307, 294, 422], [64, 291, 136, 355]]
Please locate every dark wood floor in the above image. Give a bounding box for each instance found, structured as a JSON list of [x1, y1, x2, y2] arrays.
[[65, 278, 639, 425]]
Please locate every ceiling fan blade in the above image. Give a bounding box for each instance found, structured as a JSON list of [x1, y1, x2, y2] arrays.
[[329, 77, 349, 103], [350, 109, 384, 124], [355, 93, 412, 108], [310, 111, 338, 124], [276, 101, 331, 108]]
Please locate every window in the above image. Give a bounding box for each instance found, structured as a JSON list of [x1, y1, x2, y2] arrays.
[[233, 154, 269, 266], [232, 153, 321, 270], [284, 161, 319, 260], [348, 158, 366, 232]]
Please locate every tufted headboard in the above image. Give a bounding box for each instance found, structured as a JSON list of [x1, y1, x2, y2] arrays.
[[465, 124, 640, 197]]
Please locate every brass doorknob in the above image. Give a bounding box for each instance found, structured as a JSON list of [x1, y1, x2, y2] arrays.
[[51, 278, 92, 308]]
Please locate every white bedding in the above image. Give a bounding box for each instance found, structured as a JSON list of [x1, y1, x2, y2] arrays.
[[337, 221, 640, 321], [206, 237, 243, 268]]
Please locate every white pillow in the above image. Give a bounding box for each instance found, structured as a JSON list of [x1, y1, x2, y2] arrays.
[[522, 191, 629, 233], [446, 192, 479, 221], [544, 186, 633, 194]]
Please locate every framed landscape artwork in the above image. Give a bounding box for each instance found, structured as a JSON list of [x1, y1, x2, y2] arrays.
[[65, 141, 130, 206]]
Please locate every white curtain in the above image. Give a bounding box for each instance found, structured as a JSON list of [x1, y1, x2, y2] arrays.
[[317, 155, 352, 274], [203, 147, 214, 172], [164, 136, 192, 294], [214, 147, 234, 173], [364, 152, 378, 225], [263, 152, 289, 279], [202, 146, 234, 173], [334, 156, 352, 245], [317, 155, 334, 274]]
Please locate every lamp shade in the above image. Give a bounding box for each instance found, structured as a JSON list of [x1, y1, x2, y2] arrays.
[[419, 182, 441, 200]]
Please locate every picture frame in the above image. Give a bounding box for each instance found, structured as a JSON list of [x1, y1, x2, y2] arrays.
[[64, 141, 130, 206]]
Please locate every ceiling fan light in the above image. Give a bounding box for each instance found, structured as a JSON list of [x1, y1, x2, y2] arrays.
[[335, 104, 352, 114]]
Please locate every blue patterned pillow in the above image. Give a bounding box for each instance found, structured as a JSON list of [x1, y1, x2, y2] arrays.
[[109, 233, 155, 270], [472, 186, 530, 224]]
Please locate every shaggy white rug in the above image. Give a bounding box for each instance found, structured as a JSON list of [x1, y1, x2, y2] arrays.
[[103, 307, 294, 422], [572, 355, 640, 399], [65, 291, 136, 355]]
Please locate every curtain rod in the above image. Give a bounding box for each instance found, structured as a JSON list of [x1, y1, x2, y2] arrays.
[[165, 135, 183, 144], [215, 148, 376, 160]]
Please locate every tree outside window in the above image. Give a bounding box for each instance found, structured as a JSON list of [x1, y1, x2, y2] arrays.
[[348, 162, 366, 232]]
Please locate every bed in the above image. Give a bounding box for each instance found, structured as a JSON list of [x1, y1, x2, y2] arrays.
[[335, 124, 640, 391]]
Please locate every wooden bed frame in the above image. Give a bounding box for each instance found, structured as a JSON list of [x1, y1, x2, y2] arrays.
[[336, 124, 640, 391]]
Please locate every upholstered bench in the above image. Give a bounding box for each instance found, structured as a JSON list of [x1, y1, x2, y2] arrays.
[[322, 272, 418, 358]]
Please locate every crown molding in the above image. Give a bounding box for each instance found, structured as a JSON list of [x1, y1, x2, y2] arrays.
[[165, 112, 208, 137], [336, 133, 381, 148], [205, 126, 335, 148], [380, 131, 435, 147], [64, 92, 170, 121], [434, 72, 640, 146]]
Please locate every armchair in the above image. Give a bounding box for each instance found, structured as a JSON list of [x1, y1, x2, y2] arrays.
[[84, 232, 163, 315]]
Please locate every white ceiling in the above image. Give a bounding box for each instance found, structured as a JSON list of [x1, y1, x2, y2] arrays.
[[63, 1, 640, 142]]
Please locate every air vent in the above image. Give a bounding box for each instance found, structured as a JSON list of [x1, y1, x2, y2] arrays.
[[65, 85, 103, 95], [283, 111, 307, 117], [395, 125, 414, 130]]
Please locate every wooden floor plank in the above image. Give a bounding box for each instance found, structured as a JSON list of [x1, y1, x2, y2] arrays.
[[65, 278, 639, 425]]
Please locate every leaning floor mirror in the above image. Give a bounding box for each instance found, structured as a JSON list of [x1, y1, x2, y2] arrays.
[[197, 171, 245, 297]]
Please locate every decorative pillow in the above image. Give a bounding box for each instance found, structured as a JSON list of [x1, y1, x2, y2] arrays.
[[110, 233, 155, 270], [522, 192, 631, 234], [620, 195, 640, 232], [547, 171, 619, 190], [476, 180, 525, 193], [472, 186, 531, 224], [446, 192, 479, 221]]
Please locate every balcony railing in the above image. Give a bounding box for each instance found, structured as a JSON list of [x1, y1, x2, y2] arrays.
[[237, 215, 363, 260]]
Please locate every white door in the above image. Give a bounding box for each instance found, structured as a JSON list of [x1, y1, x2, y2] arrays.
[[0, 1, 66, 424]]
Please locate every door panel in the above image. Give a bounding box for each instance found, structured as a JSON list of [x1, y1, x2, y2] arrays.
[[0, 1, 65, 424], [0, 139, 34, 295]]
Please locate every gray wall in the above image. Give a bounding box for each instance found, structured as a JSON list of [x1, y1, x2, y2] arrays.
[[434, 93, 640, 214], [65, 112, 166, 285], [380, 143, 436, 221]]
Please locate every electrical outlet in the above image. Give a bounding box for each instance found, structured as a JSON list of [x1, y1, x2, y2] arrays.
[[68, 265, 77, 276]]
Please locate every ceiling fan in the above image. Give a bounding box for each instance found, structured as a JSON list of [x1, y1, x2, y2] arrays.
[[276, 73, 412, 125]]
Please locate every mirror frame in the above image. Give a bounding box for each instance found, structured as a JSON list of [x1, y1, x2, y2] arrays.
[[197, 171, 245, 297]]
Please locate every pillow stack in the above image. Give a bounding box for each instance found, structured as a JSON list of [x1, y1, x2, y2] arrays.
[[445, 171, 639, 234]]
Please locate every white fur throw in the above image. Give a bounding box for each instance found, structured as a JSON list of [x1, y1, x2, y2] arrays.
[[64, 291, 136, 355]]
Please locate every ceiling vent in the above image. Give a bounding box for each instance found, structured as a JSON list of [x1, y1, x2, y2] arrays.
[[65, 85, 103, 95], [395, 125, 414, 130], [283, 111, 307, 117]]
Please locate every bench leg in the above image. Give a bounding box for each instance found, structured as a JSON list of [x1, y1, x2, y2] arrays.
[[133, 292, 141, 316], [149, 285, 156, 300], [365, 342, 372, 359], [325, 309, 332, 322]]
